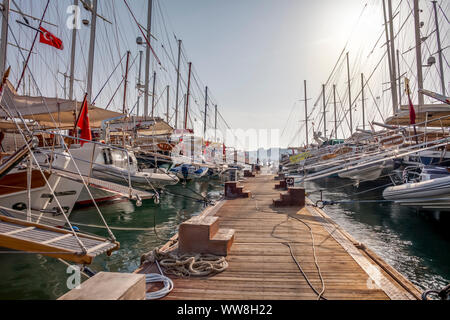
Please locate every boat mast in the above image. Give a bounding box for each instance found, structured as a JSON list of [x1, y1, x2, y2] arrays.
[[166, 85, 169, 123], [413, 0, 424, 106], [361, 73, 365, 131], [214, 104, 218, 141], [174, 39, 182, 129], [333, 84, 337, 139], [204, 86, 208, 138], [144, 0, 153, 120], [322, 84, 326, 139], [431, 0, 446, 96], [136, 50, 143, 117], [86, 0, 98, 102], [122, 50, 131, 114], [397, 49, 402, 105], [304, 80, 309, 146], [151, 71, 156, 118], [382, 0, 398, 115], [184, 62, 192, 130], [69, 0, 78, 100], [387, 0, 399, 113], [346, 52, 353, 135], [0, 0, 9, 75]]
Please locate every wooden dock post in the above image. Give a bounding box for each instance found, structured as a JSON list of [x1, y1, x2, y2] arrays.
[[178, 215, 235, 256], [273, 187, 305, 207]]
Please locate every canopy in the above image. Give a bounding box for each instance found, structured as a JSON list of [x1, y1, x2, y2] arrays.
[[0, 80, 124, 128], [137, 120, 173, 136], [385, 104, 450, 127]]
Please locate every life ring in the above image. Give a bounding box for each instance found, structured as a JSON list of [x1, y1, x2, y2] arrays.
[[286, 177, 294, 186]]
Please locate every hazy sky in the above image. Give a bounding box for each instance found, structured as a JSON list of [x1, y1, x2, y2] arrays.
[[161, 0, 383, 147]]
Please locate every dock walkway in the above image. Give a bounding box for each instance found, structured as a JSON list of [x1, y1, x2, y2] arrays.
[[137, 174, 421, 300]]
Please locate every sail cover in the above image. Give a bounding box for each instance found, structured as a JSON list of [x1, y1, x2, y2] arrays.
[[0, 80, 124, 128]]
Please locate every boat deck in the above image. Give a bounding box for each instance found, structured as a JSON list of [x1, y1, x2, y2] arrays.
[[0, 214, 119, 265], [51, 169, 154, 200], [137, 174, 421, 300]]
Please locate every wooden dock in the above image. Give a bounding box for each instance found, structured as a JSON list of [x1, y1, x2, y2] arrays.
[[137, 173, 422, 300]]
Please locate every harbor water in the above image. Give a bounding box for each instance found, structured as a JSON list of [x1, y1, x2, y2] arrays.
[[0, 177, 449, 299], [0, 180, 224, 300]]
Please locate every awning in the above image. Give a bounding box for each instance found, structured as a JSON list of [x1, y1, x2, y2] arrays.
[[137, 120, 173, 136], [385, 104, 450, 127], [0, 80, 124, 128]]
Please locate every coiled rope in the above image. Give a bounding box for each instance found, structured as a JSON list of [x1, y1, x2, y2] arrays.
[[145, 260, 174, 300], [142, 247, 228, 278]]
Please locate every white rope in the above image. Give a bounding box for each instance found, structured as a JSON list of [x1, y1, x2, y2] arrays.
[[145, 273, 174, 300]]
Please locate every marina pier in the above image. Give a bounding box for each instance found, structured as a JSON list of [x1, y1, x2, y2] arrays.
[[0, 0, 448, 303], [134, 172, 421, 300]]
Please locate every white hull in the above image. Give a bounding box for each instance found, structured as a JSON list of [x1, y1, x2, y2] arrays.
[[383, 175, 450, 210], [338, 163, 385, 182], [91, 165, 179, 189]]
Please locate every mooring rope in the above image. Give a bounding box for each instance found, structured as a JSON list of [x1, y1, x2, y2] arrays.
[[251, 192, 327, 300], [142, 247, 228, 278]]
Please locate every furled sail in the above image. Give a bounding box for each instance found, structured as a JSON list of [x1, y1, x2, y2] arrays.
[[0, 80, 124, 128]]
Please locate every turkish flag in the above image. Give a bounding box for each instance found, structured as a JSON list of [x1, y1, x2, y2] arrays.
[[39, 27, 63, 50], [76, 98, 92, 146]]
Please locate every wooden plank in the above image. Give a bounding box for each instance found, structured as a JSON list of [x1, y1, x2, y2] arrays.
[[41, 233, 73, 245], [87, 241, 114, 254], [3, 226, 35, 235]]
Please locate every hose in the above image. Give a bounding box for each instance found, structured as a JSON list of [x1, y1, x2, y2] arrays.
[[145, 273, 174, 300]]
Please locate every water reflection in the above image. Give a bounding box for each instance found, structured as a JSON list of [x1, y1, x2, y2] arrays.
[[306, 177, 450, 291], [0, 180, 224, 300]]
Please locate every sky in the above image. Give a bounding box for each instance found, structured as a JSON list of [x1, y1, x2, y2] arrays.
[[4, 0, 449, 149], [161, 0, 380, 147]]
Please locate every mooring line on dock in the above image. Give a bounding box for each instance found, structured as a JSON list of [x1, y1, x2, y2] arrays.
[[251, 191, 328, 300], [269, 214, 327, 300]]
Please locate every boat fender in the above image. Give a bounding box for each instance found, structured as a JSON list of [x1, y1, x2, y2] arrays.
[[153, 194, 160, 205]]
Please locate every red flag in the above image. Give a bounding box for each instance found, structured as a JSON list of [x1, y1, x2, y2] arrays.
[[76, 97, 92, 146], [405, 78, 416, 125], [39, 27, 63, 50]]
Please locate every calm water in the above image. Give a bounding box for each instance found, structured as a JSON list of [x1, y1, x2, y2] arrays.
[[0, 180, 224, 300], [0, 176, 449, 299], [305, 177, 450, 293]]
